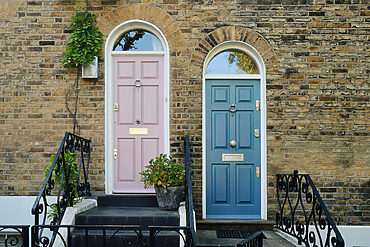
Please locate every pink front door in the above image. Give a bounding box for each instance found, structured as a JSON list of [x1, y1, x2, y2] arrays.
[[113, 55, 164, 193]]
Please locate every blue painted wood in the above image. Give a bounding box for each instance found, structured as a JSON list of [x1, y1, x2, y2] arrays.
[[213, 165, 229, 203], [206, 79, 261, 219]]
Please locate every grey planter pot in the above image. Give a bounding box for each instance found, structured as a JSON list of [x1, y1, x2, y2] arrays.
[[155, 185, 185, 211]]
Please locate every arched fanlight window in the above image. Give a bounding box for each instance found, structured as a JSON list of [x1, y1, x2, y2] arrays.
[[206, 49, 259, 74], [113, 29, 164, 51]]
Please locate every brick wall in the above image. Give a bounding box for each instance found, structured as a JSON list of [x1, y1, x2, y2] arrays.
[[0, 0, 368, 225]]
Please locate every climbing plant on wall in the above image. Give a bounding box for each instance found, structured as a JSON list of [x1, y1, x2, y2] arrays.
[[62, 1, 103, 135]]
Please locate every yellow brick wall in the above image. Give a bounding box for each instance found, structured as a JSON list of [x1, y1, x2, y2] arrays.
[[0, 0, 368, 224]]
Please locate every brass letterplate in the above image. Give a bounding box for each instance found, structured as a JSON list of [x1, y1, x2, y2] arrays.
[[222, 154, 244, 162], [129, 128, 148, 135]]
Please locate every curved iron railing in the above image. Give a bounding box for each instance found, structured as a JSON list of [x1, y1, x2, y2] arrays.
[[276, 170, 344, 247], [31, 132, 91, 245], [0, 225, 29, 247]]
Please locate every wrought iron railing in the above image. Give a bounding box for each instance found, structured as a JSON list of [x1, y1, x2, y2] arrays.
[[184, 135, 198, 246], [31, 225, 143, 247], [31, 132, 91, 245], [236, 232, 264, 247], [0, 225, 29, 247], [276, 170, 344, 247]]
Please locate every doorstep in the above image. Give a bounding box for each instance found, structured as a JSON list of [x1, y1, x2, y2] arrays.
[[196, 219, 275, 230]]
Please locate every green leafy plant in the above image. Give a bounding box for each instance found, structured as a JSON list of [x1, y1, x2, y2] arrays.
[[140, 154, 185, 189], [62, 3, 103, 69], [43, 151, 80, 220], [61, 2, 104, 135]]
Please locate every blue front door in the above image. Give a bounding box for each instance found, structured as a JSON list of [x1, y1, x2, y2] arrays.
[[206, 79, 261, 219]]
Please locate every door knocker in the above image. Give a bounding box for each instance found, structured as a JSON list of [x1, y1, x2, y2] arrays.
[[135, 79, 142, 87], [229, 104, 237, 113]]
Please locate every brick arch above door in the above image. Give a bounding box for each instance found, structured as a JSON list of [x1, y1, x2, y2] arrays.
[[189, 26, 278, 79], [97, 4, 185, 53]]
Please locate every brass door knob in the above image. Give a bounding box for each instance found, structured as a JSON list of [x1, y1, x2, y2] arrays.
[[230, 140, 237, 147]]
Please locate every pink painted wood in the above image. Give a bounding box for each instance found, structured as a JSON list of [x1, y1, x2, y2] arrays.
[[113, 55, 164, 193]]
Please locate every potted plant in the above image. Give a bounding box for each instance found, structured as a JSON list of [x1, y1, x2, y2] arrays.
[[139, 154, 185, 210]]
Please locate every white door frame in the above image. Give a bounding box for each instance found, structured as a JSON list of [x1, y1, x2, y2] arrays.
[[202, 41, 267, 219], [105, 20, 170, 194]]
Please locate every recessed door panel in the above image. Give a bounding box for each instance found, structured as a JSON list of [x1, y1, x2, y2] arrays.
[[118, 86, 135, 125], [237, 112, 252, 149], [113, 55, 164, 193], [212, 164, 230, 204], [206, 79, 261, 219], [236, 86, 252, 103], [236, 165, 252, 203], [141, 61, 159, 79], [212, 112, 229, 150], [141, 138, 159, 171], [141, 86, 159, 125], [118, 61, 135, 79], [212, 86, 229, 103], [117, 138, 135, 182]]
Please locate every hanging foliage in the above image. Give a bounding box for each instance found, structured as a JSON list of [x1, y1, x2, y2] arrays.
[[62, 3, 103, 69]]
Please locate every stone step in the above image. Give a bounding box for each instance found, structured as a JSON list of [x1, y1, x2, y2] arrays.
[[76, 206, 179, 230], [97, 194, 158, 207], [196, 219, 275, 231]]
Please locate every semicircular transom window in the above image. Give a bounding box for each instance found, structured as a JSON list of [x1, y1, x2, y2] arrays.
[[113, 29, 164, 51], [206, 49, 259, 74]]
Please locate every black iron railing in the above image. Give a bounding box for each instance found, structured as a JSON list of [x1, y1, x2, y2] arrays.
[[276, 170, 344, 247], [236, 232, 264, 247], [184, 135, 198, 246], [31, 132, 91, 245], [0, 225, 29, 247], [31, 225, 143, 247]]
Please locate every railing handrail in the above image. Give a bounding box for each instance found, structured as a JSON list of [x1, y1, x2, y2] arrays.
[[184, 135, 199, 245], [31, 133, 69, 217], [31, 132, 91, 245], [276, 170, 345, 247], [237, 231, 264, 247]]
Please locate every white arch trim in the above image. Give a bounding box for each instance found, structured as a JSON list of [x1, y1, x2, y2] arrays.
[[202, 41, 267, 219], [105, 20, 170, 194]]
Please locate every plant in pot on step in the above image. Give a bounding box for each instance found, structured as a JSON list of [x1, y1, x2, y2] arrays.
[[139, 154, 185, 210]]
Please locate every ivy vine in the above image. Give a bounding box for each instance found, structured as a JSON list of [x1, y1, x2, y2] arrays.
[[62, 2, 103, 135]]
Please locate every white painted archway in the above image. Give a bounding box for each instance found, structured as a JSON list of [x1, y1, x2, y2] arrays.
[[104, 20, 170, 194], [202, 41, 267, 219]]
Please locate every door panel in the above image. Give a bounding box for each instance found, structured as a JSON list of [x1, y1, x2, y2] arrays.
[[141, 86, 159, 124], [118, 86, 135, 124], [212, 164, 230, 203], [117, 138, 135, 182], [237, 112, 252, 149], [212, 112, 229, 149], [113, 55, 164, 193], [236, 165, 252, 203], [206, 79, 261, 219]]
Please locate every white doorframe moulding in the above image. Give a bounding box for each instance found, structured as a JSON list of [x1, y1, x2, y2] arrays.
[[202, 41, 267, 220], [104, 20, 170, 194]]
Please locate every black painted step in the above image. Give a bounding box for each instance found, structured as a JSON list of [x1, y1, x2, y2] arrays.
[[97, 194, 158, 207], [76, 207, 179, 230], [72, 229, 179, 247], [197, 220, 274, 231]]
